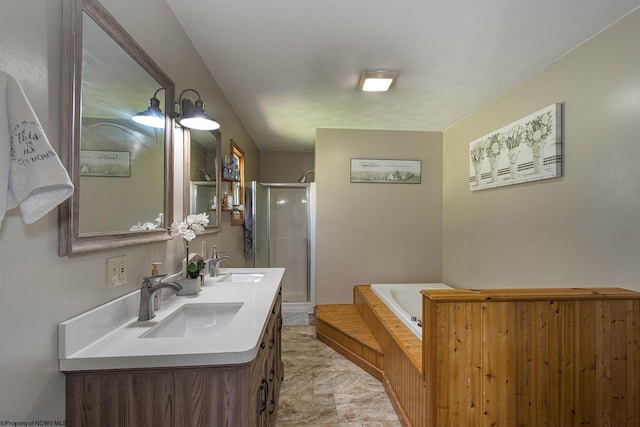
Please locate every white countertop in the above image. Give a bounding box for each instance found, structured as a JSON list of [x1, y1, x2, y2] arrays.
[[58, 268, 284, 372]]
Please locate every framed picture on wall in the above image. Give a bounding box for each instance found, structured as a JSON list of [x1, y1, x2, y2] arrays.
[[350, 158, 421, 183], [80, 150, 131, 177], [469, 103, 562, 191]]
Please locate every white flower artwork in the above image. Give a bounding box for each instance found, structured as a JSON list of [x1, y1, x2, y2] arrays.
[[469, 103, 562, 191]]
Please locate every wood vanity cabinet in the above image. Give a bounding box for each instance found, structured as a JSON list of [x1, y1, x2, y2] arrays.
[[253, 289, 284, 427], [64, 288, 283, 427]]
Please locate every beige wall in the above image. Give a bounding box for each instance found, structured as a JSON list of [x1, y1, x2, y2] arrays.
[[315, 128, 443, 304], [0, 0, 258, 421], [442, 10, 640, 291], [260, 150, 314, 183]]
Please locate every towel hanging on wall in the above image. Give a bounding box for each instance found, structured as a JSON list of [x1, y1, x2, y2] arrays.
[[0, 71, 73, 228], [243, 186, 253, 259]]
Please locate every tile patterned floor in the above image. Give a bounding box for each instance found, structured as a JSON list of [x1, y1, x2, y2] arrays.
[[277, 325, 401, 427]]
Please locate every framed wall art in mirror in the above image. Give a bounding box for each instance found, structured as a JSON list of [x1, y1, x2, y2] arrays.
[[59, 0, 175, 255], [184, 127, 222, 233]]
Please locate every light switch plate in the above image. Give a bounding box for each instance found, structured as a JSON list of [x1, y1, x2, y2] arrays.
[[107, 255, 127, 288]]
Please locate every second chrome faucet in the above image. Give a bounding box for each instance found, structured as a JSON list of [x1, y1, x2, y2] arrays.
[[207, 245, 233, 277], [138, 246, 234, 322]]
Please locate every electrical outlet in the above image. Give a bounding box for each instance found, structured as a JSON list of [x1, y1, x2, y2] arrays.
[[107, 255, 127, 288]]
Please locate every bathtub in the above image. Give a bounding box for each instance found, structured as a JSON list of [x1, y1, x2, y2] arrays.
[[370, 283, 454, 340]]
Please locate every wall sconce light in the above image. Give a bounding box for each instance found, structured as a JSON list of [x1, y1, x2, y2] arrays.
[[132, 88, 165, 128], [357, 71, 398, 92], [175, 89, 220, 130]]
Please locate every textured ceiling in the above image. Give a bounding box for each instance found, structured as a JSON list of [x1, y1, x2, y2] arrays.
[[166, 0, 640, 152]]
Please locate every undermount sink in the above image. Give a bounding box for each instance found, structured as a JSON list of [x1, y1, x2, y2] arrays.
[[218, 273, 265, 283], [141, 303, 243, 338]]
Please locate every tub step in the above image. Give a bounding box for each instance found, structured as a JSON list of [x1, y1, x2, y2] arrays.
[[314, 304, 384, 380]]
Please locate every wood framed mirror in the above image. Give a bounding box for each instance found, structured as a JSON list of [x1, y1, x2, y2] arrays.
[[59, 0, 175, 255], [183, 127, 222, 233]]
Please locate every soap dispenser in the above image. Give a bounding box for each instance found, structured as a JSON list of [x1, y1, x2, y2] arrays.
[[151, 262, 161, 276]]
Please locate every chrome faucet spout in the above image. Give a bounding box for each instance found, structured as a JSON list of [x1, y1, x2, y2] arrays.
[[138, 275, 182, 321], [208, 255, 234, 277]]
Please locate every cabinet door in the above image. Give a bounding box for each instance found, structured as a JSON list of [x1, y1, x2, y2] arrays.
[[267, 345, 277, 420], [255, 341, 269, 427], [266, 291, 283, 426], [254, 315, 271, 426], [255, 376, 268, 427], [274, 290, 284, 382]]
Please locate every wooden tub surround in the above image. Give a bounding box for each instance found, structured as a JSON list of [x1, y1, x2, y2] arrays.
[[314, 304, 384, 380], [316, 285, 426, 426], [424, 287, 640, 426], [315, 286, 640, 427]]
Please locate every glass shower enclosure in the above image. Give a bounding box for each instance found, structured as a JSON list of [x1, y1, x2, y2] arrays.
[[251, 182, 315, 315]]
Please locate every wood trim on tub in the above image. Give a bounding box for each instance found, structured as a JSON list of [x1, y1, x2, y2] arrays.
[[420, 287, 640, 302], [422, 287, 640, 426], [354, 285, 426, 426]]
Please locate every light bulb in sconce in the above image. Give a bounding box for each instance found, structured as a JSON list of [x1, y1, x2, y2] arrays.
[[132, 88, 165, 128], [175, 89, 220, 130]]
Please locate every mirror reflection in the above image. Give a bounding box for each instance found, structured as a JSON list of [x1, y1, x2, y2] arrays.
[[79, 12, 165, 233], [185, 128, 221, 232], [59, 0, 175, 255]]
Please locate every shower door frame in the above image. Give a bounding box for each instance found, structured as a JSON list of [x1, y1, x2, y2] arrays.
[[252, 182, 316, 314]]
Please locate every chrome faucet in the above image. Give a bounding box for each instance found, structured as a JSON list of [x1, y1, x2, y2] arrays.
[[208, 254, 234, 277], [138, 274, 182, 321]]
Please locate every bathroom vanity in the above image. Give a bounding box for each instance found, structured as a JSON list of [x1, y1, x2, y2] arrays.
[[59, 268, 284, 427]]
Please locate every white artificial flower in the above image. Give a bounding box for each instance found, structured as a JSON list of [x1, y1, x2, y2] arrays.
[[195, 213, 209, 224], [191, 223, 205, 233], [169, 222, 182, 235], [533, 130, 542, 141], [169, 212, 209, 243], [180, 229, 197, 241], [189, 213, 209, 226]]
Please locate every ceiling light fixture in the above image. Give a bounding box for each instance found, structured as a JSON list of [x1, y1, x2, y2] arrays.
[[132, 88, 165, 128], [175, 88, 220, 130], [357, 71, 398, 92]]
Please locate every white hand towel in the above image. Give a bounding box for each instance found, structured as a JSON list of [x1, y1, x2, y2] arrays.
[[0, 71, 74, 227]]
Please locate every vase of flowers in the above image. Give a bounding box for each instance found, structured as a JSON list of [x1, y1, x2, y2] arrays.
[[503, 125, 524, 179], [169, 213, 209, 295], [470, 141, 486, 187], [525, 111, 553, 175], [485, 133, 502, 183]]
